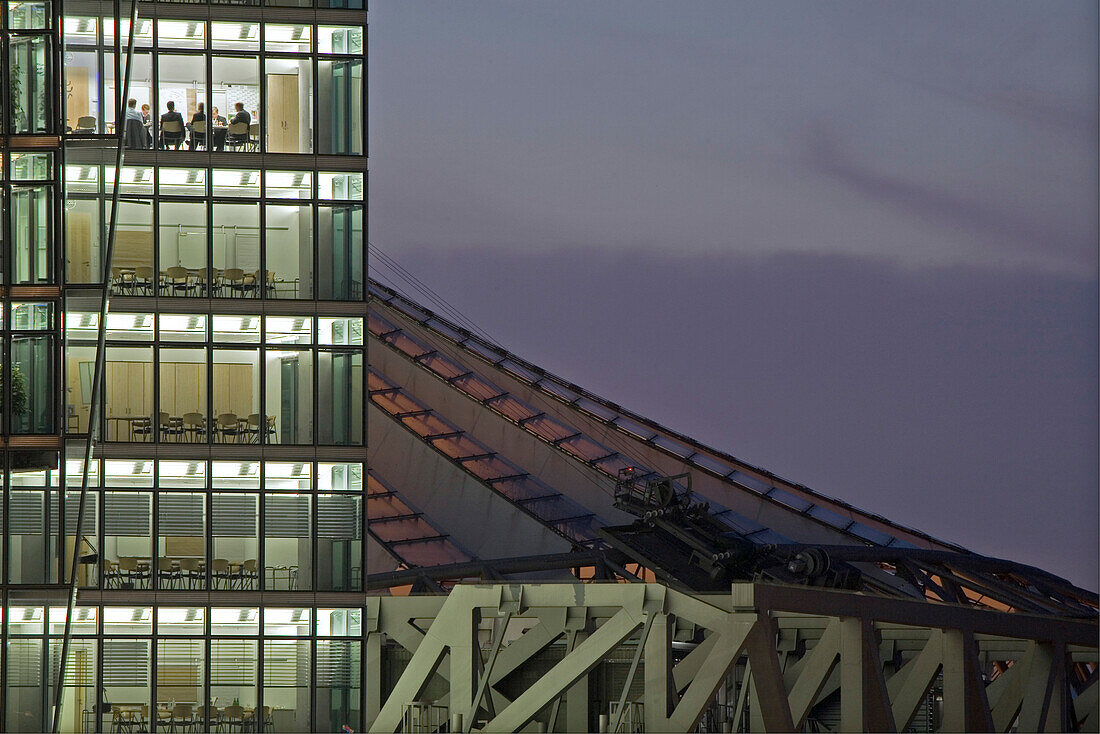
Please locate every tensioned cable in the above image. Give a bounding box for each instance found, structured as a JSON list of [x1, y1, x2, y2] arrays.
[[52, 5, 140, 731], [367, 242, 487, 337], [364, 275, 663, 498], [366, 279, 660, 502], [363, 266, 665, 483], [367, 241, 497, 344]]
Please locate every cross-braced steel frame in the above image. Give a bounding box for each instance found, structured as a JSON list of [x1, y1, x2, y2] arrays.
[[362, 582, 1098, 733]]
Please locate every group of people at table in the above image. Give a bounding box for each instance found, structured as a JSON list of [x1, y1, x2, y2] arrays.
[[125, 98, 256, 151], [106, 702, 274, 733]]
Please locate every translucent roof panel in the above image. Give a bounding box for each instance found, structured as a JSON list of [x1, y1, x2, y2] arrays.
[[395, 539, 471, 568], [371, 517, 439, 544]]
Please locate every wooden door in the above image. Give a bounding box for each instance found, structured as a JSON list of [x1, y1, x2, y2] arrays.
[[128, 362, 150, 417], [266, 74, 300, 152], [172, 362, 204, 417], [229, 363, 253, 417], [106, 362, 126, 418], [66, 66, 90, 129], [212, 363, 231, 416], [66, 211, 94, 283]]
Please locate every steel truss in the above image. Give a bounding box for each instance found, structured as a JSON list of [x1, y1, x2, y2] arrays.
[[363, 582, 1098, 733]]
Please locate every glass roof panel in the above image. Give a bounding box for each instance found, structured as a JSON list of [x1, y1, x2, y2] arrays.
[[396, 539, 470, 567], [766, 488, 813, 513], [849, 522, 895, 546], [371, 517, 438, 544], [807, 504, 851, 529]]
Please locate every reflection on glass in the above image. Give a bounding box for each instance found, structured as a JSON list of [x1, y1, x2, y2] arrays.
[[317, 205, 363, 299], [318, 318, 362, 345], [318, 26, 362, 54], [11, 185, 52, 284], [9, 34, 51, 133], [265, 348, 312, 444], [10, 335, 54, 433], [317, 351, 361, 445], [317, 58, 361, 154], [10, 152, 53, 180], [10, 0, 51, 29]]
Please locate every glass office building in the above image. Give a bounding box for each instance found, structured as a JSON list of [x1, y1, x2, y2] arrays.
[[2, 0, 366, 729]]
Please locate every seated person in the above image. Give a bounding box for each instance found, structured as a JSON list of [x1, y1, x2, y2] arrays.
[[159, 101, 186, 150], [140, 103, 151, 126], [230, 102, 251, 127], [188, 102, 206, 150], [226, 102, 253, 148], [123, 98, 150, 149], [210, 106, 228, 126]]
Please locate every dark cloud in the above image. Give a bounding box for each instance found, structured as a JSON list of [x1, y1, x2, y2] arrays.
[[799, 120, 1091, 263]]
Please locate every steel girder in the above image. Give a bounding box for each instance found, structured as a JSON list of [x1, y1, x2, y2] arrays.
[[363, 582, 1098, 733]]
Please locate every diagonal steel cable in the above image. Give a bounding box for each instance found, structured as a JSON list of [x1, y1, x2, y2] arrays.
[[51, 2, 140, 730]]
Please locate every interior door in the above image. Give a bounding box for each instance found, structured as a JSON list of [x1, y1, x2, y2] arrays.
[[66, 211, 93, 283], [66, 66, 90, 129], [266, 73, 300, 152]]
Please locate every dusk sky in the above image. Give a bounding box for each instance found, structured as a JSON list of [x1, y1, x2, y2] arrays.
[[368, 1, 1099, 588]]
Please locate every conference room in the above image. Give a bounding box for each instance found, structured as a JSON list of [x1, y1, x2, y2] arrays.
[[63, 313, 363, 445], [63, 163, 362, 300], [63, 17, 360, 154]]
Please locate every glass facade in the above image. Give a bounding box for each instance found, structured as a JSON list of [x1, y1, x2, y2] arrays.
[[3, 0, 366, 729]]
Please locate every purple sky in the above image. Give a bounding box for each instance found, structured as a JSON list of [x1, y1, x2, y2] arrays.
[[368, 1, 1099, 588]]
